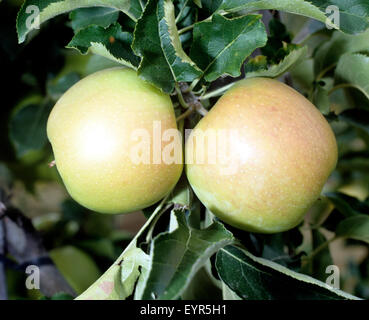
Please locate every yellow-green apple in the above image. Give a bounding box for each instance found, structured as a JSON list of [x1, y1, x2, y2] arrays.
[[47, 68, 182, 214], [185, 77, 337, 233]]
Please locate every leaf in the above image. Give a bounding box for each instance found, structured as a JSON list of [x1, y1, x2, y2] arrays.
[[338, 151, 369, 173], [135, 209, 234, 300], [311, 0, 369, 34], [216, 245, 360, 300], [69, 7, 119, 32], [17, 0, 143, 43], [190, 14, 267, 82], [0, 163, 13, 189], [120, 247, 150, 299], [47, 72, 80, 101], [132, 0, 175, 93], [67, 23, 140, 69], [260, 232, 303, 271], [181, 267, 223, 300], [337, 109, 369, 136], [157, 0, 202, 82], [289, 58, 315, 93], [313, 81, 330, 115], [336, 214, 369, 244], [246, 46, 307, 78], [335, 53, 369, 101], [260, 18, 296, 64], [76, 202, 169, 300], [217, 0, 369, 34], [76, 245, 147, 300], [168, 175, 193, 208], [314, 29, 369, 76], [9, 101, 53, 158], [77, 238, 116, 260], [244, 55, 268, 73], [222, 282, 242, 300], [325, 192, 369, 217], [192, 0, 202, 8]]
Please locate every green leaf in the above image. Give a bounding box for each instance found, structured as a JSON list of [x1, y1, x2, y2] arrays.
[[120, 247, 150, 299], [190, 14, 267, 82], [313, 81, 330, 115], [260, 18, 296, 64], [76, 202, 170, 300], [216, 245, 360, 300], [244, 55, 268, 73], [67, 23, 140, 69], [157, 0, 202, 82], [246, 46, 307, 79], [325, 192, 369, 216], [69, 7, 119, 32], [338, 109, 369, 136], [0, 163, 13, 189], [132, 0, 175, 93], [17, 0, 143, 43], [217, 0, 326, 20], [9, 101, 53, 158], [181, 267, 223, 300], [192, 0, 202, 8], [136, 209, 234, 300], [77, 238, 116, 260], [217, 0, 369, 34], [310, 0, 369, 34], [335, 53, 369, 101], [168, 175, 193, 208], [47, 72, 80, 101], [336, 214, 369, 244], [222, 282, 242, 300], [314, 29, 369, 76], [289, 58, 315, 93]]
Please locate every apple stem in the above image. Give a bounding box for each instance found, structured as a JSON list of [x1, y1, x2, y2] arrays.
[[176, 83, 208, 118], [176, 107, 194, 122], [200, 82, 235, 100]]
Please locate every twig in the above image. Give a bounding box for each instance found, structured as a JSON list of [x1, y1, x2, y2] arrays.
[[301, 235, 338, 267], [178, 23, 195, 35], [176, 107, 194, 122], [177, 82, 208, 117], [0, 218, 7, 300], [0, 188, 75, 298], [0, 190, 8, 300]]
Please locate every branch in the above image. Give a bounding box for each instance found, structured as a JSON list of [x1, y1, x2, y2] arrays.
[[0, 188, 75, 298], [178, 82, 208, 116], [0, 217, 7, 300], [0, 189, 8, 300]]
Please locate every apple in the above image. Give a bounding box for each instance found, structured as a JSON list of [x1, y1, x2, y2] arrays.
[[185, 77, 338, 233], [47, 68, 183, 214]]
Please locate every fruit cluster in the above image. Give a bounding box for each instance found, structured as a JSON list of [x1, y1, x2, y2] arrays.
[[47, 68, 337, 233]]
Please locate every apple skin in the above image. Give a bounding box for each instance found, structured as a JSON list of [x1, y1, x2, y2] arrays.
[[185, 77, 338, 233], [47, 68, 182, 214]]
